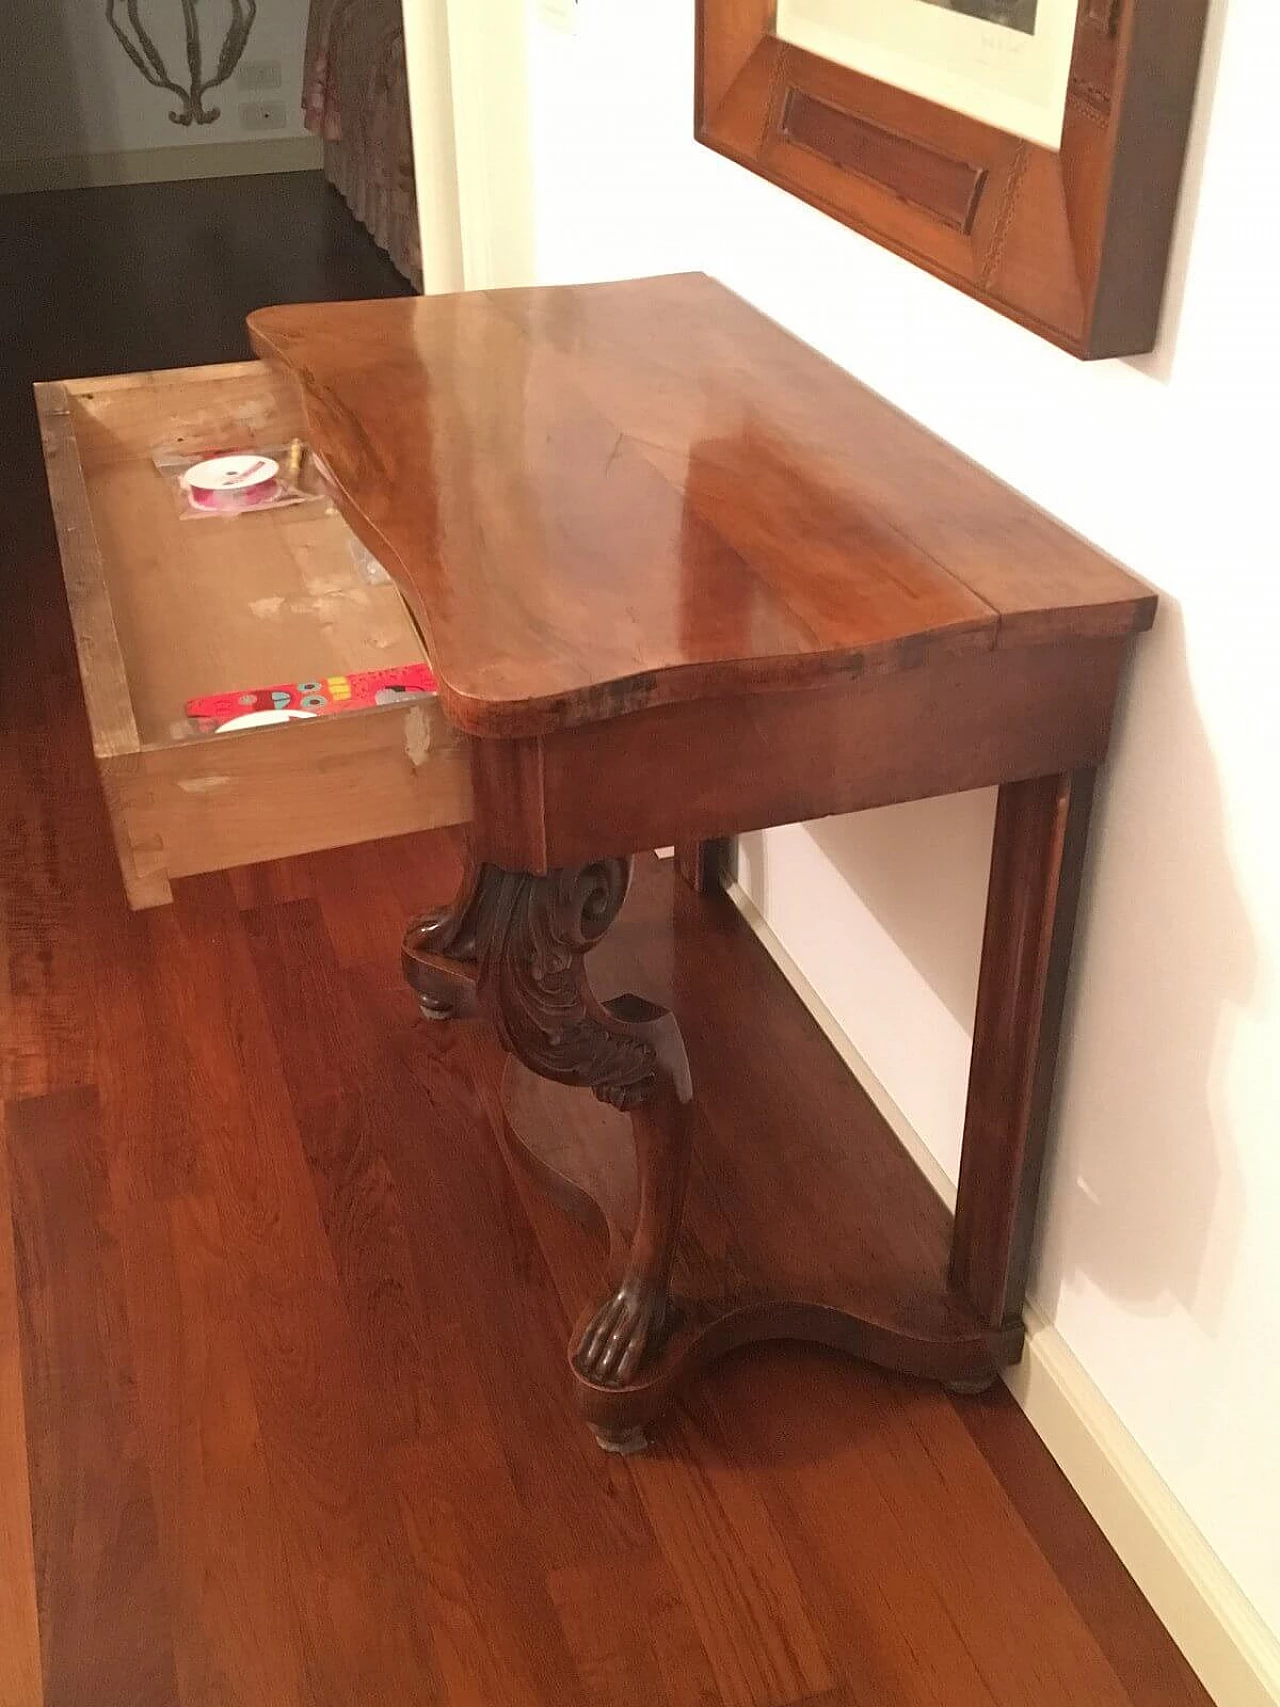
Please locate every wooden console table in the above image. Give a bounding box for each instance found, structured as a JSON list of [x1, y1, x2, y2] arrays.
[[249, 274, 1154, 1451]]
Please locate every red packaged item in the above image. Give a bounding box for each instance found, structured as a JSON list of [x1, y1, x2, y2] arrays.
[[186, 663, 437, 733]]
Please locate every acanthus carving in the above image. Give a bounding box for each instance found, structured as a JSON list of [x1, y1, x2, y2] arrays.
[[405, 857, 506, 963], [403, 856, 660, 1107], [478, 860, 659, 1112]]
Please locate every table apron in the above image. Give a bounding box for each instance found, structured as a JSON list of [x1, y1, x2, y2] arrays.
[[467, 635, 1129, 871]]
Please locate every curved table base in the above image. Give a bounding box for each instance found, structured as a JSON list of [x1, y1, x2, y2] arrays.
[[501, 1056, 1024, 1449]]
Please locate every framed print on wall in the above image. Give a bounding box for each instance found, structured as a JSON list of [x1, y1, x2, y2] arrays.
[[695, 0, 1209, 357]]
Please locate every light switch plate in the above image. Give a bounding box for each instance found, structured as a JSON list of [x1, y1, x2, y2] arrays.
[[236, 58, 283, 92]]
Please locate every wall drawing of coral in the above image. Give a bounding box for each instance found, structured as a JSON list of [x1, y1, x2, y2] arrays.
[[106, 0, 258, 126]]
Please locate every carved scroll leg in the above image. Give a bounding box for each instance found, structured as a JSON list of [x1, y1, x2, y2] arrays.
[[401, 852, 506, 1022], [476, 860, 696, 1392], [572, 997, 693, 1389], [403, 919, 480, 1021]]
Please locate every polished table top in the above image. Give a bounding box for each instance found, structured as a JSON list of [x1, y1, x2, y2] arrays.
[[248, 275, 1153, 740], [252, 276, 1155, 1425]]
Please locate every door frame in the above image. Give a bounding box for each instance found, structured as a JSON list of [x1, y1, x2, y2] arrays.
[[402, 0, 535, 293]]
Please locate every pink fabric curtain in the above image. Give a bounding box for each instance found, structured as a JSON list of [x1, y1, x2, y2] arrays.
[[303, 0, 422, 287]]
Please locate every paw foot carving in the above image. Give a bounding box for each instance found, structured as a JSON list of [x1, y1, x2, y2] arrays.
[[573, 1283, 669, 1388]]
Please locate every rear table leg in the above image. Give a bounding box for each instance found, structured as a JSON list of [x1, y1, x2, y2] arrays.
[[673, 839, 725, 896], [949, 771, 1096, 1345]]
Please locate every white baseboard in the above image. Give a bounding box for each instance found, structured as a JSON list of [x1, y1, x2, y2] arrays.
[[0, 136, 322, 196], [717, 866, 1280, 1707]]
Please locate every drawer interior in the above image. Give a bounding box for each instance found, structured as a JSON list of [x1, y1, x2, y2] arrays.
[[61, 364, 427, 749]]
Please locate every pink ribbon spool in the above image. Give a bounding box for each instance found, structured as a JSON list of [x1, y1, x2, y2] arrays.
[[181, 453, 281, 514]]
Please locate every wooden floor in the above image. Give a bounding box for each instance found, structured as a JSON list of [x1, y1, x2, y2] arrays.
[[0, 174, 1211, 1707]]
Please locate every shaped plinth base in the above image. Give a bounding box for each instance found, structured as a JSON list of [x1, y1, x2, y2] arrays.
[[500, 1051, 1022, 1448]]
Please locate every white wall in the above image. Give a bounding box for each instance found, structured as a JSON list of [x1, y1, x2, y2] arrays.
[[0, 0, 310, 166], [524, 0, 1280, 1638]]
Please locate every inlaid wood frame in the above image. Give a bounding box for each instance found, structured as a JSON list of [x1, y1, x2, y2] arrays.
[[695, 0, 1208, 356]]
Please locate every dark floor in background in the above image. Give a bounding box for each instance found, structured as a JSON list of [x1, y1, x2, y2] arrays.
[[0, 172, 1209, 1707]]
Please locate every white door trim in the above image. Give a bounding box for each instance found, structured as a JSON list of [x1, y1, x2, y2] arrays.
[[403, 0, 535, 294], [402, 0, 465, 294]]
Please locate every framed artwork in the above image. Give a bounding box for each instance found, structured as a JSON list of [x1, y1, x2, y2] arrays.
[[695, 0, 1208, 356], [107, 0, 258, 127]]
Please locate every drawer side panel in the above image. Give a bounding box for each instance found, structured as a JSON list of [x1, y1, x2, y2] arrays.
[[35, 382, 140, 761]]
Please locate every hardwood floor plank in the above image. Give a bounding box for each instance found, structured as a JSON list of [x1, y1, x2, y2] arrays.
[[144, 881, 445, 1706], [241, 897, 441, 1450], [549, 1548, 727, 1707], [94, 908, 206, 1208], [0, 727, 99, 1103], [0, 1110, 44, 1707], [119, 1191, 310, 1707], [227, 859, 317, 913], [704, 1355, 1007, 1707], [369, 826, 468, 928], [391, 1434, 589, 1707], [877, 1377, 1142, 1704], [629, 1408, 836, 1707], [0, 502, 124, 1106], [243, 899, 608, 1703], [707, 1345, 1151, 1707], [6, 1087, 183, 1707], [950, 1388, 1211, 1706], [351, 958, 655, 1573], [0, 174, 411, 388], [306, 839, 422, 970]]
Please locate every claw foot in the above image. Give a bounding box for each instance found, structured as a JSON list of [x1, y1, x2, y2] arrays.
[[573, 1283, 669, 1387], [591, 1424, 649, 1455]]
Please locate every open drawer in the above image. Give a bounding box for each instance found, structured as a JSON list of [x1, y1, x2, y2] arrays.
[[36, 360, 473, 909]]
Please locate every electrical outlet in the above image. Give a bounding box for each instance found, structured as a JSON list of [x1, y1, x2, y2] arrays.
[[236, 58, 283, 92], [239, 100, 287, 132]]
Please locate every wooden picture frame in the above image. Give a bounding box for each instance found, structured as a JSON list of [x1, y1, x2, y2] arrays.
[[695, 0, 1208, 357]]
